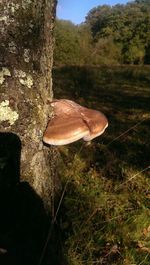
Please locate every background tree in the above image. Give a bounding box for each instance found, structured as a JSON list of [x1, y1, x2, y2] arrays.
[[77, 24, 93, 64], [54, 19, 93, 65], [91, 37, 122, 65], [54, 1, 150, 66], [86, 0, 150, 65], [54, 19, 81, 65]]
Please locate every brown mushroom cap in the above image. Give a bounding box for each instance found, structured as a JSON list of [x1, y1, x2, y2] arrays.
[[43, 99, 108, 145], [43, 116, 89, 145]]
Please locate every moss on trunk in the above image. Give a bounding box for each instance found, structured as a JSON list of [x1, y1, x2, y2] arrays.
[[0, 0, 59, 211]]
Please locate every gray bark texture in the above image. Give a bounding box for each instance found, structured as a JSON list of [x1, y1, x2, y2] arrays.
[[0, 0, 60, 211]]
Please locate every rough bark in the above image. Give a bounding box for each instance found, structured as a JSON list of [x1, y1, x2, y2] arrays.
[[0, 0, 59, 211]]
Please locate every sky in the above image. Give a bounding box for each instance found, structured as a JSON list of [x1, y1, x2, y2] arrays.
[[57, 0, 133, 24]]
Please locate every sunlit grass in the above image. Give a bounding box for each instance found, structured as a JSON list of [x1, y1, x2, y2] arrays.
[[53, 65, 150, 265]]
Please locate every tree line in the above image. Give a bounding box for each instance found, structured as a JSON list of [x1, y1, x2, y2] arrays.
[[54, 0, 150, 66]]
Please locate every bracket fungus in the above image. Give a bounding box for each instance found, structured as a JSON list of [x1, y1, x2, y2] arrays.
[[43, 99, 108, 146]]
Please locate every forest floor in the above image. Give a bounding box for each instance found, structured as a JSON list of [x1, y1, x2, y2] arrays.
[[53, 65, 150, 265]]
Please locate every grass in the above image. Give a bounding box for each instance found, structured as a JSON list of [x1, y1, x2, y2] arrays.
[[53, 65, 150, 265]]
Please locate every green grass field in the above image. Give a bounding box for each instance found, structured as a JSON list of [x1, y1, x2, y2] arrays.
[[53, 65, 150, 265]]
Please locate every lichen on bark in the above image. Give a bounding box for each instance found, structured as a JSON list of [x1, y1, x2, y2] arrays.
[[0, 0, 59, 211]]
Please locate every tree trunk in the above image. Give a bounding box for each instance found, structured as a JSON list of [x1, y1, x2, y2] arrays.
[[0, 0, 59, 211]]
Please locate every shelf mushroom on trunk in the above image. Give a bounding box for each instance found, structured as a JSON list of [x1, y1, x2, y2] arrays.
[[43, 99, 108, 145]]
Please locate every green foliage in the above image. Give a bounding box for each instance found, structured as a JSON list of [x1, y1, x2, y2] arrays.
[[54, 20, 81, 65], [77, 24, 93, 64], [86, 0, 150, 64], [92, 37, 122, 65], [54, 0, 150, 65], [54, 20, 92, 66]]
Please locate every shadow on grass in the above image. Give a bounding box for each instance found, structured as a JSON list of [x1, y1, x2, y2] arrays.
[[57, 142, 150, 265], [0, 133, 67, 265], [53, 65, 150, 176], [59, 182, 122, 265], [52, 65, 150, 264]]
